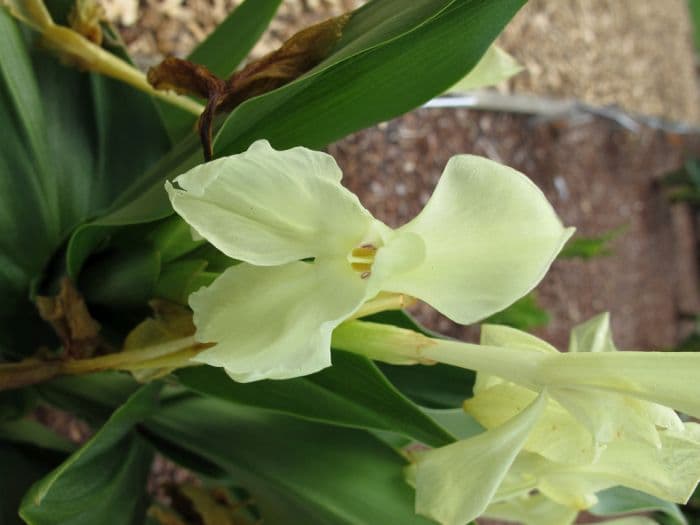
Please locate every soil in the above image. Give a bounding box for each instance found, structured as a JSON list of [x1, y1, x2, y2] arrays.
[[498, 0, 700, 123]]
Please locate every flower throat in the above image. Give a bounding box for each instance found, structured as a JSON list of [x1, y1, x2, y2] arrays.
[[348, 243, 378, 279]]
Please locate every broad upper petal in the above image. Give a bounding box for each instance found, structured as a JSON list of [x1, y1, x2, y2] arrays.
[[382, 155, 574, 324], [167, 140, 377, 265], [189, 258, 368, 381]]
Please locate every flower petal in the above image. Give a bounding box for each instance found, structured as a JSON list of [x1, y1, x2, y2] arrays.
[[384, 155, 574, 324], [529, 423, 700, 506], [189, 258, 367, 381], [447, 46, 523, 94], [484, 493, 578, 525], [464, 383, 597, 464], [167, 139, 377, 265], [368, 230, 426, 296], [539, 351, 700, 419], [568, 312, 617, 353], [414, 392, 546, 525], [480, 323, 559, 354], [475, 323, 558, 393], [550, 388, 683, 449]]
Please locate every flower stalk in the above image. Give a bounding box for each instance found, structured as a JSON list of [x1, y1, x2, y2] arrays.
[[332, 320, 546, 385], [3, 0, 203, 115], [0, 336, 201, 391]]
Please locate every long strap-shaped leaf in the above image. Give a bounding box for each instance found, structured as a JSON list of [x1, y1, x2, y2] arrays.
[[177, 349, 456, 448], [148, 395, 436, 525], [19, 384, 161, 525]]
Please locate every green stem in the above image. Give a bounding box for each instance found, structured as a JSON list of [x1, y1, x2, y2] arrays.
[[121, 347, 202, 371], [0, 336, 200, 391], [6, 2, 204, 115], [332, 320, 545, 387], [44, 26, 204, 115]]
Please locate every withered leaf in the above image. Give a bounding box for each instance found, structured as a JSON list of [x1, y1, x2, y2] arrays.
[[147, 13, 350, 161], [147, 58, 225, 101], [68, 0, 105, 45], [222, 12, 351, 111], [148, 484, 258, 525], [35, 277, 101, 358]]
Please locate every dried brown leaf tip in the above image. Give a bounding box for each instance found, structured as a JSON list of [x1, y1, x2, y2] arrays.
[[147, 14, 351, 161], [35, 277, 101, 359], [68, 0, 105, 45]]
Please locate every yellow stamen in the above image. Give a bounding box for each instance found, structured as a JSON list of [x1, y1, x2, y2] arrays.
[[348, 243, 378, 278], [351, 245, 377, 258], [351, 262, 373, 273]]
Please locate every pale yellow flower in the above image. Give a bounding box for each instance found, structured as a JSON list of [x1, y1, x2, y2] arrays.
[[166, 140, 572, 381]]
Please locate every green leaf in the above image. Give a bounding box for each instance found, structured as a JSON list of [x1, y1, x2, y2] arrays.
[[690, 0, 700, 52], [590, 487, 687, 525], [0, 10, 61, 358], [0, 388, 38, 422], [559, 227, 624, 260], [154, 259, 209, 304], [0, 11, 171, 357], [20, 383, 161, 525], [36, 372, 140, 424], [213, 0, 526, 153], [177, 349, 455, 447], [0, 443, 67, 525], [367, 310, 476, 408], [79, 246, 161, 308], [421, 408, 483, 440], [66, 134, 204, 279], [148, 395, 434, 524], [142, 215, 205, 264], [0, 419, 76, 454], [484, 293, 550, 331]]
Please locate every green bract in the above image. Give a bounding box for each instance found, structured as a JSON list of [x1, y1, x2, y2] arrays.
[[166, 139, 573, 382]]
